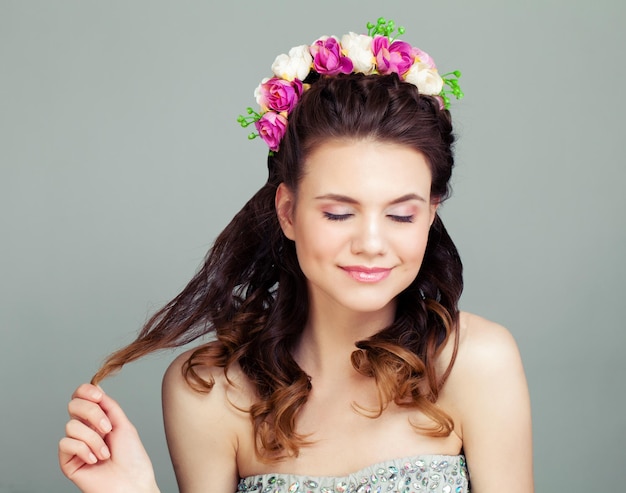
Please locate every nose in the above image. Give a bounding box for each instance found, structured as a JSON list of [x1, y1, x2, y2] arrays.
[[350, 213, 387, 256]]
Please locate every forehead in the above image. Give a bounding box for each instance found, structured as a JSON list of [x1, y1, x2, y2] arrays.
[[300, 139, 432, 199]]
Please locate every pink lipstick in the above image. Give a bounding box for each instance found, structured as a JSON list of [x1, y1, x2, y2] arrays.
[[341, 266, 392, 283]]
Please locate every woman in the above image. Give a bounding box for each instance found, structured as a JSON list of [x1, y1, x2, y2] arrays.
[[59, 18, 533, 493]]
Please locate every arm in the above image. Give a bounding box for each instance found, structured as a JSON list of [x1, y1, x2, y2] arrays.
[[445, 314, 533, 492], [58, 384, 160, 493], [162, 351, 241, 493]]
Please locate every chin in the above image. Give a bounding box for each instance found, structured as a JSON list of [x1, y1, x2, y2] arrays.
[[336, 292, 399, 315]]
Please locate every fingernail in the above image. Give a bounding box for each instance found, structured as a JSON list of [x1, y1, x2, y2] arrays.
[[91, 389, 103, 400], [100, 419, 112, 433], [100, 446, 110, 459], [88, 452, 97, 464]]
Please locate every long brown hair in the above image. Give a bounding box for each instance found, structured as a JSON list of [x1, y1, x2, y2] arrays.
[[92, 73, 463, 460]]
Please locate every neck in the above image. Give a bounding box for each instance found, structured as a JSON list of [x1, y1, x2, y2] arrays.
[[293, 294, 396, 380]]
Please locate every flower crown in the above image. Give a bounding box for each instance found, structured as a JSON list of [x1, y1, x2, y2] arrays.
[[237, 17, 463, 152]]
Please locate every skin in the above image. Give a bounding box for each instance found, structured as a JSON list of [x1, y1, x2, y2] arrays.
[[59, 139, 534, 492], [58, 385, 159, 493]]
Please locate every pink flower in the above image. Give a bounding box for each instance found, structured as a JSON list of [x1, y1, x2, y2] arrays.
[[256, 77, 304, 113], [310, 36, 353, 75], [412, 47, 437, 70], [255, 112, 288, 152], [373, 36, 413, 76]]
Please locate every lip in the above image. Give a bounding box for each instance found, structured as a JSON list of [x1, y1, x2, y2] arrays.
[[340, 265, 392, 283]]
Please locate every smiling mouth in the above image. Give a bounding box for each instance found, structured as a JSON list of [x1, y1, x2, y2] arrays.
[[341, 266, 392, 283]]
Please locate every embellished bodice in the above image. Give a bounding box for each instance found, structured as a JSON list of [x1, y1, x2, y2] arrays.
[[237, 454, 469, 493]]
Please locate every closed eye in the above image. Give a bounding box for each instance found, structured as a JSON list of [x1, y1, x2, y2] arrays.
[[323, 212, 353, 221], [388, 215, 414, 223]]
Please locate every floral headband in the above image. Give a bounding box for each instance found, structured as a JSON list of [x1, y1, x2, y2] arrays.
[[237, 17, 463, 152]]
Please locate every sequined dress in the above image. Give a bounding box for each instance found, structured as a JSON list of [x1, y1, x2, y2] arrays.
[[236, 454, 469, 493]]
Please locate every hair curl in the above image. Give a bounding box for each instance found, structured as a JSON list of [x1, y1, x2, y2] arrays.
[[91, 73, 463, 461]]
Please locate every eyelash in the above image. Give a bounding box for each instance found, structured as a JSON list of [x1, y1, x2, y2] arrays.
[[389, 215, 414, 223], [323, 212, 415, 223], [323, 212, 352, 221]]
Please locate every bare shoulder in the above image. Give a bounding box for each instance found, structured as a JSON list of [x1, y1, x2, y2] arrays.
[[162, 346, 253, 493], [163, 346, 254, 406], [442, 312, 534, 492], [455, 311, 523, 371], [444, 311, 528, 409]]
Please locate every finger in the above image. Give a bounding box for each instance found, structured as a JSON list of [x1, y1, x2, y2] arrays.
[[97, 392, 137, 435], [58, 436, 98, 473], [68, 397, 112, 435], [65, 418, 111, 460], [71, 383, 104, 402]]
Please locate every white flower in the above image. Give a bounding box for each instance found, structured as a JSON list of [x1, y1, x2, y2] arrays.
[[340, 32, 375, 74], [271, 44, 312, 81], [254, 77, 270, 108], [404, 62, 444, 95]]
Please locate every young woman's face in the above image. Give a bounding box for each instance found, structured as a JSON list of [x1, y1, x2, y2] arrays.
[[276, 139, 437, 315]]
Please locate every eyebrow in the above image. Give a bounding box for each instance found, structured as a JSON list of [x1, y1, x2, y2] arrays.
[[314, 193, 427, 204]]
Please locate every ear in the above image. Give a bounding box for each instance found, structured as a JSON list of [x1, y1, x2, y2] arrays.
[[275, 183, 296, 240], [429, 200, 440, 227]]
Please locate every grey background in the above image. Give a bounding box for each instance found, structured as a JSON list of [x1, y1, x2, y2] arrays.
[[1, 1, 624, 492]]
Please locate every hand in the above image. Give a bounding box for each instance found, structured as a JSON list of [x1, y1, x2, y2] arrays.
[[59, 384, 160, 493]]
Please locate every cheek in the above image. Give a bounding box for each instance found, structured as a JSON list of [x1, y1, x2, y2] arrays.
[[296, 225, 342, 261], [394, 226, 430, 264], [292, 220, 349, 275]]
